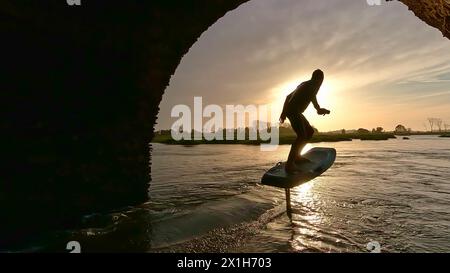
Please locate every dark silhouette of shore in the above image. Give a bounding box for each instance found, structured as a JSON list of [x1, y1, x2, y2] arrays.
[[151, 128, 397, 145]]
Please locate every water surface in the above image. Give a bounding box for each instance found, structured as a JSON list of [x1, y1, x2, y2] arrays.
[[24, 136, 450, 252]]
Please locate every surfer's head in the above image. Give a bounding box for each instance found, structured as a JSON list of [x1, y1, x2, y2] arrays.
[[311, 69, 324, 85]]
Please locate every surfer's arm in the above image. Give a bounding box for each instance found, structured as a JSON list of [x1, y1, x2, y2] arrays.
[[312, 96, 330, 116], [312, 96, 321, 111]]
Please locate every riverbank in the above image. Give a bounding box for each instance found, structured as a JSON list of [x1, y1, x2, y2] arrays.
[[151, 131, 397, 145]]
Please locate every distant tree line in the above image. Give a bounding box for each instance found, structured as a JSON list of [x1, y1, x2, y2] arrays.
[[427, 118, 449, 132], [156, 118, 450, 136]]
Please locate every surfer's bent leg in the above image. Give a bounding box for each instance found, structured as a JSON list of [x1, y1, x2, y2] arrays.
[[299, 114, 314, 142], [286, 113, 313, 173], [296, 114, 315, 163]]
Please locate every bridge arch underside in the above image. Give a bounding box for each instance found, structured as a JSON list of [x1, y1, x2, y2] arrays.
[[1, 0, 448, 246]]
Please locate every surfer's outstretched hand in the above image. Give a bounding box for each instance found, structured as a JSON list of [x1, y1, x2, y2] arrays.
[[317, 108, 330, 116]]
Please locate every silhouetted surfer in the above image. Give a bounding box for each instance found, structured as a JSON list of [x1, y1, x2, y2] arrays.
[[279, 69, 330, 174]]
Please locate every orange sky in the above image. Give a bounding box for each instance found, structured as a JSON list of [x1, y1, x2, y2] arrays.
[[156, 0, 450, 132]]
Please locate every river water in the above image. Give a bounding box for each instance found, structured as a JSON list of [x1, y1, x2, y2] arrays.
[[18, 135, 450, 252]]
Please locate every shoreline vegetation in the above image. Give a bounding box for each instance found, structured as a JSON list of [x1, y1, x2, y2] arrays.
[[152, 126, 450, 145], [152, 127, 402, 145]]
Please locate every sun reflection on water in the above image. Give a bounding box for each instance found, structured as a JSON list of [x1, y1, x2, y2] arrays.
[[295, 182, 313, 198], [291, 178, 330, 252]]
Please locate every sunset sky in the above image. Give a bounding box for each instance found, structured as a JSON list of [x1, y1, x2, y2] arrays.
[[156, 0, 450, 132]]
